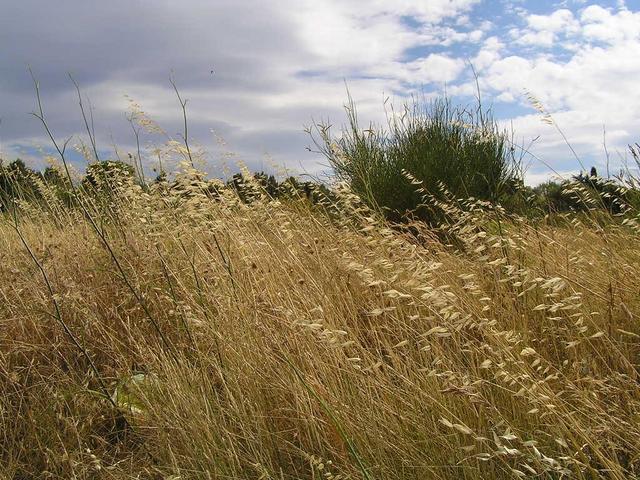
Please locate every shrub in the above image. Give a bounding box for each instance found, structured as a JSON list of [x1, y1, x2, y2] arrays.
[[0, 159, 41, 210], [309, 95, 521, 224], [532, 167, 640, 216], [0, 159, 76, 212], [82, 160, 136, 195]]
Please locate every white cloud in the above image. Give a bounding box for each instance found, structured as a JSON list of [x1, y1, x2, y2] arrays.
[[527, 9, 579, 33], [580, 5, 640, 43], [524, 169, 580, 186], [400, 54, 466, 83], [517, 30, 556, 47], [511, 8, 580, 47], [287, 0, 482, 74], [466, 5, 640, 178], [364, 0, 481, 24], [472, 36, 504, 70]]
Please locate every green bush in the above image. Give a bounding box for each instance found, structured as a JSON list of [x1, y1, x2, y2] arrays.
[[79, 160, 137, 218], [0, 159, 74, 211], [81, 160, 136, 196], [0, 159, 39, 210], [532, 167, 640, 216], [310, 95, 521, 224]]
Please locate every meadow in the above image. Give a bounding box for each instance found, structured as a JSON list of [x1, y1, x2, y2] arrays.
[[1, 91, 640, 479]]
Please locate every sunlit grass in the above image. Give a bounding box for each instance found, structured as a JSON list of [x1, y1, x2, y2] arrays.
[[2, 76, 640, 478], [1, 164, 640, 478]]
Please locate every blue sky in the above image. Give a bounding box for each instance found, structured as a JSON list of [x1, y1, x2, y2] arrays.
[[0, 0, 639, 184]]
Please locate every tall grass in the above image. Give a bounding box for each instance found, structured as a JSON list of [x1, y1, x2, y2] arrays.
[[1, 158, 640, 478], [2, 81, 640, 479]]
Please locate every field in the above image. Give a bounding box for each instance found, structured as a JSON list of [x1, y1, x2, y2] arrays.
[[2, 171, 640, 479]]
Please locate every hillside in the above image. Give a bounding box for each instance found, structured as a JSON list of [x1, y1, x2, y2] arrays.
[[2, 174, 640, 479]]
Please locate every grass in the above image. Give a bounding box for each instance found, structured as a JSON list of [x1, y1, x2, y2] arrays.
[[308, 94, 522, 224], [1, 166, 640, 479], [2, 77, 640, 478]]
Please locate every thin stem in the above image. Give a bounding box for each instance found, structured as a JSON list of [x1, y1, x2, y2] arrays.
[[69, 74, 100, 163], [170, 75, 194, 168]]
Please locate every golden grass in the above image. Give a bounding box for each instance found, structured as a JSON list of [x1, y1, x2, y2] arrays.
[[1, 175, 640, 479]]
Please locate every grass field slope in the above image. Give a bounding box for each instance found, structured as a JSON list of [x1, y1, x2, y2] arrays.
[[1, 166, 640, 479]]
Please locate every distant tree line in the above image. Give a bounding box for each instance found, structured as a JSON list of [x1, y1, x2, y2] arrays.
[[4, 87, 639, 232], [0, 158, 72, 210], [0, 158, 334, 212]]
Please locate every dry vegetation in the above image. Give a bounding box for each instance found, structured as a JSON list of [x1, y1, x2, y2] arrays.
[[1, 165, 640, 479]]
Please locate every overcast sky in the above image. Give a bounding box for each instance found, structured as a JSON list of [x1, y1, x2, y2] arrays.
[[1, 0, 638, 184]]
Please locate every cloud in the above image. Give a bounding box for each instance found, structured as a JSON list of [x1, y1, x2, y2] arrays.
[[509, 8, 580, 47], [524, 169, 581, 185], [580, 5, 640, 43], [516, 29, 557, 47], [458, 4, 640, 182], [472, 36, 504, 70], [527, 9, 579, 33], [0, 0, 482, 175], [0, 0, 638, 186]]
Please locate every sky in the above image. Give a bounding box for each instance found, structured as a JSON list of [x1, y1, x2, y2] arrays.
[[0, 0, 639, 185]]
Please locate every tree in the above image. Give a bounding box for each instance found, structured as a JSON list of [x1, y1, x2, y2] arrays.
[[82, 160, 135, 194], [0, 158, 42, 210]]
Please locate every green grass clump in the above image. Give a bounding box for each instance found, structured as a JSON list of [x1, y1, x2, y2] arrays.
[[310, 95, 521, 224]]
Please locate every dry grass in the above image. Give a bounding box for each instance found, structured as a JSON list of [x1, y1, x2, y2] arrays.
[[1, 170, 640, 479]]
